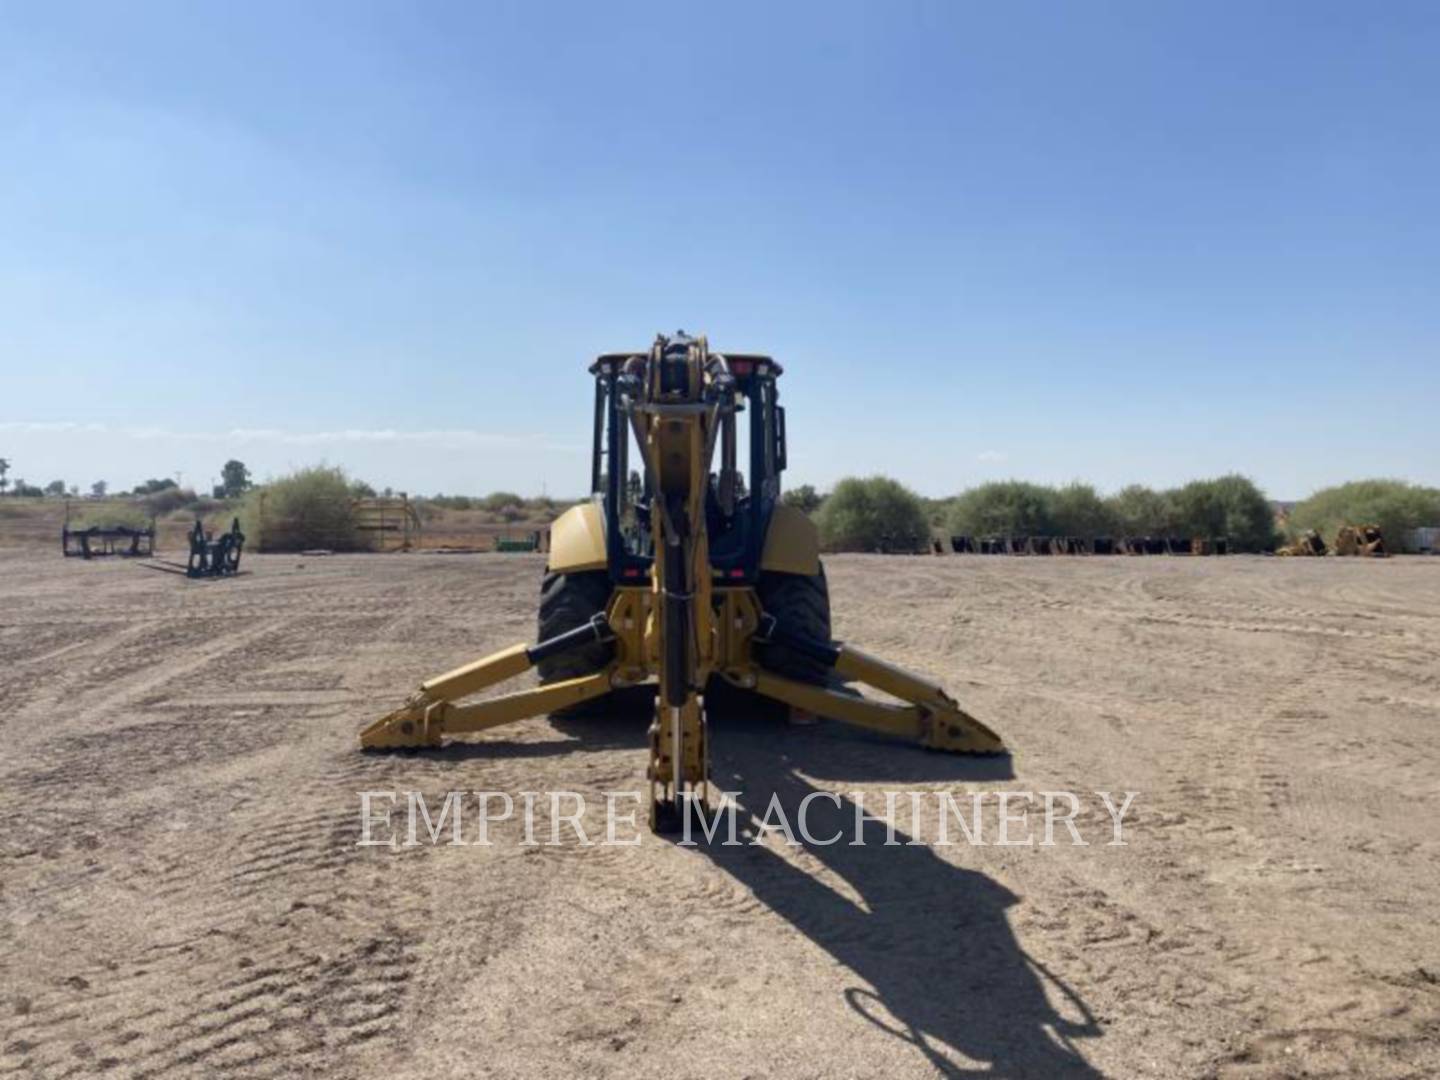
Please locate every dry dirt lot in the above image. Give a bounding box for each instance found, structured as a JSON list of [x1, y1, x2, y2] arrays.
[[2, 550, 1438, 1078]]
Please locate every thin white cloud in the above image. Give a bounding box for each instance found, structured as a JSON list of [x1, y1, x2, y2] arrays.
[[0, 421, 108, 433], [0, 421, 581, 452], [976, 449, 1008, 463]]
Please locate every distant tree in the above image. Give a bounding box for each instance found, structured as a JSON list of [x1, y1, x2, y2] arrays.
[[91, 480, 108, 498], [349, 479, 378, 498], [482, 491, 524, 512], [212, 484, 226, 498], [783, 484, 824, 515], [946, 481, 1056, 538], [1049, 482, 1119, 537], [242, 465, 360, 552], [44, 479, 66, 497], [1105, 484, 1175, 536], [133, 478, 179, 495], [220, 459, 252, 498], [68, 484, 79, 497], [1169, 475, 1275, 551], [0, 457, 9, 495], [815, 476, 929, 552], [429, 494, 474, 510], [142, 486, 198, 517], [919, 496, 953, 527], [12, 479, 42, 497]]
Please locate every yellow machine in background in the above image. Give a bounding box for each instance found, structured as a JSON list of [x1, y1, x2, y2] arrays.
[[1277, 525, 1387, 558], [1277, 529, 1328, 557], [1333, 524, 1386, 557], [361, 333, 1002, 831]]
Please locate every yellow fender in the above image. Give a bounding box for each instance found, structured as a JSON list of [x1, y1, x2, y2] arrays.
[[547, 501, 608, 573], [760, 502, 821, 576]]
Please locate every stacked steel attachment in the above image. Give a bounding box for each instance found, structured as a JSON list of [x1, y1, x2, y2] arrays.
[[939, 535, 1230, 556], [185, 517, 246, 577], [139, 517, 247, 579], [62, 521, 156, 559]]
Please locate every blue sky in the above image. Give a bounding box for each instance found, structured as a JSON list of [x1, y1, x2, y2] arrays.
[[2, 1, 1436, 499]]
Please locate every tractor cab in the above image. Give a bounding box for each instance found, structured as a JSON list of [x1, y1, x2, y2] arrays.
[[588, 340, 787, 585]]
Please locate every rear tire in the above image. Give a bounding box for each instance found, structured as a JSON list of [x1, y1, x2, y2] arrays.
[[754, 566, 833, 685], [536, 570, 615, 682]]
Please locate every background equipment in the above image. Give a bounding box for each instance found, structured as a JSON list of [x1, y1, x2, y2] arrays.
[[1333, 524, 1386, 557], [1277, 530, 1328, 557], [140, 517, 246, 578], [62, 521, 155, 559]]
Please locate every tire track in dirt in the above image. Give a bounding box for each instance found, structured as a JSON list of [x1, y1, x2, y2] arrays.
[[7, 551, 1440, 1078]]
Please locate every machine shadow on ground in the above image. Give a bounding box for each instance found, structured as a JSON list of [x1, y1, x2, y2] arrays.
[[405, 692, 1102, 1074], [696, 714, 1104, 1079]]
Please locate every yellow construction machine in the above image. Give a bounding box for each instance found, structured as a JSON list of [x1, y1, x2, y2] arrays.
[[360, 333, 1003, 831], [1276, 529, 1327, 557], [1333, 524, 1386, 557]]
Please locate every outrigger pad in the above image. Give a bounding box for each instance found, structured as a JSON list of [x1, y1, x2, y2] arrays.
[[360, 697, 442, 750], [922, 694, 1006, 754]]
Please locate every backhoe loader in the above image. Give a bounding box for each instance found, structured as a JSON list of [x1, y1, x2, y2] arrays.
[[360, 333, 1003, 832]]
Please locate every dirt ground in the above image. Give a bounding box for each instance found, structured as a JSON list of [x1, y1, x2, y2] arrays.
[[2, 550, 1438, 1079]]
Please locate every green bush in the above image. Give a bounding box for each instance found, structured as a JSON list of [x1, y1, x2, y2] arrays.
[[782, 484, 824, 516], [72, 504, 152, 531], [1105, 484, 1175, 536], [919, 495, 954, 528], [182, 495, 227, 518], [946, 481, 1056, 538], [1050, 483, 1119, 537], [243, 466, 362, 551], [938, 475, 1275, 549], [429, 494, 474, 510], [142, 486, 198, 518], [815, 476, 929, 552], [1168, 474, 1275, 551], [481, 491, 524, 512], [132, 478, 179, 495], [1290, 479, 1440, 549]]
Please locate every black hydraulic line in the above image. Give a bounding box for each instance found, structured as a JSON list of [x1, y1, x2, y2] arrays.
[[605, 370, 623, 567], [591, 377, 605, 494], [661, 493, 692, 707], [753, 614, 842, 668], [525, 614, 615, 665], [719, 408, 736, 517], [749, 376, 766, 556]]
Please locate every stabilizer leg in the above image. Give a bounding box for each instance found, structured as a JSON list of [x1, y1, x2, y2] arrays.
[[749, 627, 1004, 754], [361, 616, 616, 750]]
